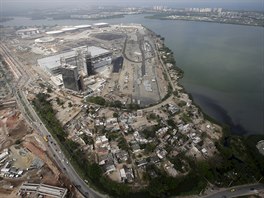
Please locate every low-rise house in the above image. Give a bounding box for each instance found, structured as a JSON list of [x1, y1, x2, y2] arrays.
[[105, 118, 119, 131], [124, 167, 134, 183], [168, 104, 179, 115], [0, 149, 9, 163], [136, 158, 148, 168], [95, 135, 109, 145], [119, 168, 127, 182], [103, 161, 116, 174], [193, 136, 202, 144], [178, 124, 188, 133], [131, 143, 141, 153], [98, 153, 114, 165], [97, 147, 109, 154], [164, 134, 171, 142], [201, 148, 208, 155], [164, 161, 177, 177], [156, 148, 167, 159], [156, 127, 169, 138], [149, 155, 160, 164], [115, 150, 129, 163], [137, 110, 143, 117], [134, 131, 148, 144]]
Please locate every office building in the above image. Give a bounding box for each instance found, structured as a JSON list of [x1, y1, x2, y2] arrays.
[[61, 65, 83, 92]]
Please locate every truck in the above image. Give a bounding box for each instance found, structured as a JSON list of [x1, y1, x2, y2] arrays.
[[43, 135, 48, 142]]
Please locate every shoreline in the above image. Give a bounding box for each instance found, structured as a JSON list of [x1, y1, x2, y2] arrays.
[[143, 25, 261, 137], [145, 16, 264, 28]]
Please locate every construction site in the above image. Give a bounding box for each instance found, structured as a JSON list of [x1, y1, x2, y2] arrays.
[[3, 23, 169, 107], [0, 106, 76, 197]]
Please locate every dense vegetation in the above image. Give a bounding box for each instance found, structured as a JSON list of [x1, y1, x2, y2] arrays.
[[159, 45, 184, 78]]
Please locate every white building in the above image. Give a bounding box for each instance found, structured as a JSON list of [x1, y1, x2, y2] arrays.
[[93, 22, 109, 28], [0, 149, 9, 162], [16, 28, 39, 38], [37, 46, 112, 76]]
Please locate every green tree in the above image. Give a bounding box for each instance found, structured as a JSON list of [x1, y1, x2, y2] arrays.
[[145, 143, 156, 154], [47, 87, 52, 93]]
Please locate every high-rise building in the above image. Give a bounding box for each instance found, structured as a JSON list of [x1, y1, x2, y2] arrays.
[[61, 65, 83, 92], [85, 52, 94, 76]]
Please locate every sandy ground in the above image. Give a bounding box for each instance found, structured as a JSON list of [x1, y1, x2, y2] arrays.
[[23, 141, 60, 179], [0, 109, 31, 151]]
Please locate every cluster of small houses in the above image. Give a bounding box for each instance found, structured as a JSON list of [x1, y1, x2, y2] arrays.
[[66, 102, 215, 182], [96, 143, 134, 183]]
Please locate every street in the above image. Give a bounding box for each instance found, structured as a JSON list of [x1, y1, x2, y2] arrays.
[[0, 44, 105, 198], [202, 183, 264, 198]]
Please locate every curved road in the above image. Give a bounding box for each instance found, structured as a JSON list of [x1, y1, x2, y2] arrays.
[[202, 183, 264, 198]]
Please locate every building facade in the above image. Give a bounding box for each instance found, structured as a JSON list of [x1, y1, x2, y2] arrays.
[[61, 65, 83, 92]]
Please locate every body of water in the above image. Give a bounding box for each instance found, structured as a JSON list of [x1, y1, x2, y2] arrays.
[[1, 15, 263, 135]]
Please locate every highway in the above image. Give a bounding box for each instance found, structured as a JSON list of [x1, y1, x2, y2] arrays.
[[0, 44, 105, 198], [202, 183, 264, 198]]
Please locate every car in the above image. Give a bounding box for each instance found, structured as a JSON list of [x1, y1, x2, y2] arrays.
[[84, 192, 89, 197], [230, 188, 236, 192]]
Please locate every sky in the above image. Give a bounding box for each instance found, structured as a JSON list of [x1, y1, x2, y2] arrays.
[[0, 0, 263, 15]]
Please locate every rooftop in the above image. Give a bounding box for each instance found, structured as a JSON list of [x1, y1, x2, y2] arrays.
[[37, 46, 111, 70], [93, 22, 109, 26], [16, 28, 39, 32], [20, 182, 68, 198], [46, 30, 64, 35], [74, 24, 92, 28]]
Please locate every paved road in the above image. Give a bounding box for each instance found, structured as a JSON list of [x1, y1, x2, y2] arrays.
[[202, 183, 264, 198], [0, 44, 106, 198]]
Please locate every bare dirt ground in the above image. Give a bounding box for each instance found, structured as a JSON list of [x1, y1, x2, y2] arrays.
[[0, 108, 78, 197], [0, 185, 19, 198], [0, 138, 76, 198], [23, 141, 60, 179], [0, 109, 31, 151]]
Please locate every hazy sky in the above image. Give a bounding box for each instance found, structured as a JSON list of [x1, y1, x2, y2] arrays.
[[1, 0, 263, 14]]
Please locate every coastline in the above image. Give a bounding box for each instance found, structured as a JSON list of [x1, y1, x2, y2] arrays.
[[145, 16, 264, 28], [143, 24, 262, 137], [151, 28, 264, 190]]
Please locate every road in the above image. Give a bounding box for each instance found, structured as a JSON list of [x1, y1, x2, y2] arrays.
[[0, 44, 106, 198], [202, 183, 264, 198]]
